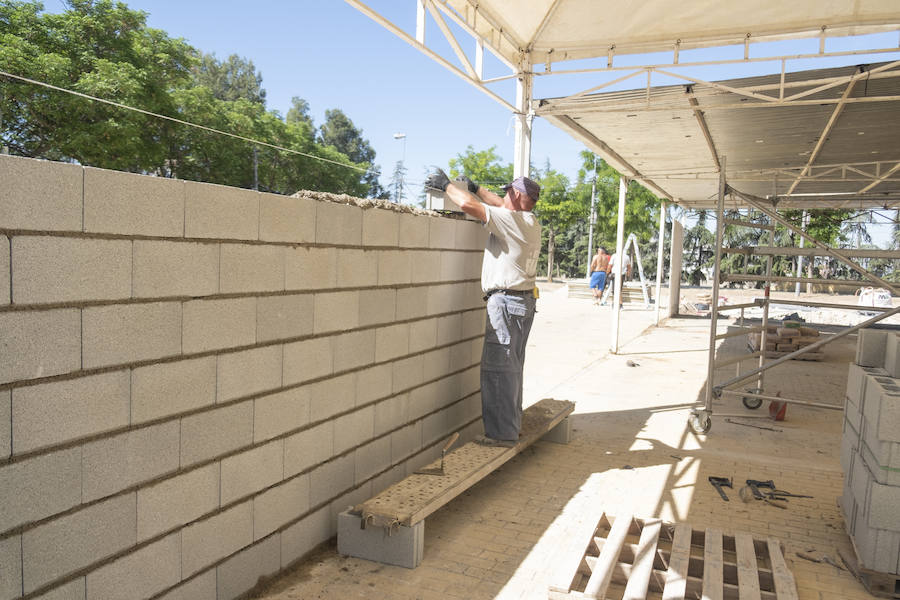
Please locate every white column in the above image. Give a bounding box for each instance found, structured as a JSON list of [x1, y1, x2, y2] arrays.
[[513, 64, 533, 178], [610, 176, 628, 354], [704, 159, 726, 410], [668, 217, 684, 317], [415, 0, 426, 43], [654, 202, 667, 325]]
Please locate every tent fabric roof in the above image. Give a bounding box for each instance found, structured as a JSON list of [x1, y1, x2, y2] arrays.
[[444, 0, 900, 66]]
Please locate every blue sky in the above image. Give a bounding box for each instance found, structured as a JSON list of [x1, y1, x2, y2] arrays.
[[41, 2, 900, 244]]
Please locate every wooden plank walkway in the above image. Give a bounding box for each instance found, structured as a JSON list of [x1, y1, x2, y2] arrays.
[[549, 513, 799, 600], [356, 398, 575, 528]]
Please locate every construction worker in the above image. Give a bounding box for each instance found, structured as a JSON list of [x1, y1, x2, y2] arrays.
[[424, 170, 541, 447]]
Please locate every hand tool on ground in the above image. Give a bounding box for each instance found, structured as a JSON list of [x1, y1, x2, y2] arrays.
[[724, 418, 782, 432], [708, 476, 733, 501], [414, 432, 459, 476], [745, 479, 776, 500], [768, 489, 813, 499]]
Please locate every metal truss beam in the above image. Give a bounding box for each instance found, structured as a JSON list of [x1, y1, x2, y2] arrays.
[[859, 161, 900, 194], [722, 246, 900, 259], [686, 88, 720, 172]]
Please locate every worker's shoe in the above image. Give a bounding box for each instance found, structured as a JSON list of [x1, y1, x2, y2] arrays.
[[474, 435, 516, 448]]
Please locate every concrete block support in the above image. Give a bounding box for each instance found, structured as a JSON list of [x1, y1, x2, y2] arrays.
[[84, 167, 184, 237], [857, 328, 888, 368], [337, 510, 424, 569], [884, 333, 900, 377], [0, 155, 82, 231], [542, 416, 573, 444]]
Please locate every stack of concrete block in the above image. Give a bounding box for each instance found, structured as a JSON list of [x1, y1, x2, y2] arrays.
[[841, 328, 900, 575], [0, 155, 489, 600], [747, 323, 822, 360]]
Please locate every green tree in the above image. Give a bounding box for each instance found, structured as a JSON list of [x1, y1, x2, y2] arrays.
[[192, 52, 265, 105], [319, 108, 385, 198], [447, 145, 513, 193], [286, 96, 314, 131], [533, 161, 580, 281], [390, 159, 407, 203]]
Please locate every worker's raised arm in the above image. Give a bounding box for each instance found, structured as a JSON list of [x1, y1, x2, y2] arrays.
[[456, 175, 504, 208], [425, 170, 487, 222]]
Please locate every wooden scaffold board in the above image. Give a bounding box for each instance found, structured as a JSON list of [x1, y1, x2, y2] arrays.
[[549, 513, 799, 600]]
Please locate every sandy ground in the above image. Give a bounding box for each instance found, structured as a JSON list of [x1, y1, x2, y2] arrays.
[[247, 282, 879, 600]]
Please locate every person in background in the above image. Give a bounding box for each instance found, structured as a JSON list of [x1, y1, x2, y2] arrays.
[[424, 169, 542, 447], [588, 247, 609, 305], [605, 250, 632, 308]]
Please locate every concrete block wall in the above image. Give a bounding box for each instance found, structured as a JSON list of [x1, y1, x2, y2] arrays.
[[841, 331, 900, 574], [0, 155, 489, 600]]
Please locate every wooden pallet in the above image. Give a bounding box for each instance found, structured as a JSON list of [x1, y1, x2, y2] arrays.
[[549, 513, 799, 600], [838, 531, 900, 599]]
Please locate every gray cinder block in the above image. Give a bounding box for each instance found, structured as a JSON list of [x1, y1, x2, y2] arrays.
[[355, 436, 391, 484], [219, 243, 285, 294], [374, 393, 410, 437], [0, 155, 83, 232], [0, 533, 22, 600], [216, 345, 282, 403], [375, 323, 410, 363], [82, 302, 182, 369], [391, 422, 423, 464], [253, 474, 310, 540], [254, 386, 311, 443], [357, 365, 394, 409], [313, 291, 359, 334], [182, 297, 257, 355], [285, 247, 336, 291], [0, 235, 9, 306], [396, 286, 429, 321], [0, 308, 80, 385], [429, 217, 457, 250], [857, 329, 889, 368], [332, 329, 376, 373], [408, 318, 438, 354], [410, 250, 441, 285], [337, 249, 378, 288], [0, 448, 81, 533], [184, 180, 259, 241], [543, 416, 573, 444], [337, 509, 424, 569], [216, 535, 281, 600], [439, 251, 469, 281], [85, 533, 180, 600], [282, 337, 333, 386], [0, 390, 9, 460], [868, 479, 900, 532], [181, 501, 253, 578], [133, 240, 218, 298], [362, 207, 399, 247], [84, 167, 184, 237], [131, 356, 217, 424], [31, 578, 84, 600], [846, 364, 888, 409], [220, 440, 284, 505], [333, 406, 375, 456], [137, 463, 219, 542], [376, 251, 411, 286], [358, 289, 397, 328], [309, 373, 356, 423], [398, 214, 428, 248], [256, 294, 314, 343], [283, 422, 334, 478], [280, 506, 332, 568], [315, 201, 361, 246], [259, 192, 315, 244], [155, 570, 215, 600], [309, 455, 354, 508], [885, 333, 900, 378], [180, 402, 253, 468]]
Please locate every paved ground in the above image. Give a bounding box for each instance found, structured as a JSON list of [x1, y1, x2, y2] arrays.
[[250, 283, 875, 600]]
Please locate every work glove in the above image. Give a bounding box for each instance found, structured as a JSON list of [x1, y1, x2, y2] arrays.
[[455, 175, 479, 195], [424, 169, 450, 192]]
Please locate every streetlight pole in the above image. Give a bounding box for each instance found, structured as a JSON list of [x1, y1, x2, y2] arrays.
[[393, 132, 406, 203]]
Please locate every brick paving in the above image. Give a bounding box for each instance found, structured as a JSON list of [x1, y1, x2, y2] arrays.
[[250, 286, 876, 600]]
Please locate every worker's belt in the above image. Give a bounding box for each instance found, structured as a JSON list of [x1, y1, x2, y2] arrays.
[[483, 288, 532, 302]]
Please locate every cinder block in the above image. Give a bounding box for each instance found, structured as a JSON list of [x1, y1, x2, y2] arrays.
[[398, 214, 428, 248], [283, 337, 333, 386], [358, 289, 396, 327], [332, 330, 375, 374], [0, 308, 80, 385], [216, 345, 283, 403], [456, 220, 487, 250], [436, 313, 463, 345], [85, 532, 180, 600], [428, 217, 456, 249], [254, 386, 311, 443], [543, 416, 573, 444], [309, 373, 356, 423], [851, 440, 873, 509], [872, 528, 900, 573], [861, 417, 894, 468], [334, 406, 375, 455], [396, 286, 428, 321], [409, 250, 441, 284], [155, 570, 215, 600], [0, 235, 9, 305], [336, 249, 377, 288], [355, 435, 391, 484], [841, 417, 858, 474], [409, 380, 441, 420], [869, 479, 900, 531], [885, 333, 900, 377], [131, 356, 217, 424], [280, 506, 331, 567], [376, 250, 411, 286], [259, 192, 316, 243], [216, 534, 281, 600], [854, 514, 878, 569], [221, 440, 284, 505], [137, 463, 219, 541], [374, 394, 409, 437], [0, 390, 9, 460], [391, 422, 422, 463], [393, 355, 424, 394], [420, 348, 450, 383], [285, 247, 336, 290], [183, 297, 256, 354], [428, 282, 466, 315], [375, 323, 409, 363], [408, 318, 437, 354], [459, 365, 479, 397], [329, 484, 372, 523], [857, 328, 889, 368], [464, 281, 483, 309], [356, 365, 393, 408], [0, 447, 80, 533], [12, 370, 130, 454], [184, 180, 258, 240], [422, 409, 450, 446], [316, 201, 361, 246], [220, 243, 285, 294], [309, 455, 354, 507], [82, 421, 180, 502], [0, 155, 82, 231], [31, 578, 84, 600], [133, 240, 218, 298], [84, 167, 184, 237], [180, 401, 254, 467], [449, 339, 476, 371], [22, 493, 136, 594], [840, 482, 857, 535], [440, 251, 469, 281], [370, 464, 404, 497], [181, 501, 253, 577], [82, 302, 182, 368], [257, 294, 313, 343], [462, 308, 485, 338], [284, 422, 333, 478], [866, 383, 900, 444], [337, 509, 423, 568], [0, 534, 22, 600], [362, 207, 399, 247], [313, 291, 359, 334], [12, 236, 131, 304], [253, 474, 310, 540]]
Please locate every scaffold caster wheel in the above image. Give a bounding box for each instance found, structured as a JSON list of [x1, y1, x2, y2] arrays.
[[742, 388, 763, 410], [689, 412, 712, 434]]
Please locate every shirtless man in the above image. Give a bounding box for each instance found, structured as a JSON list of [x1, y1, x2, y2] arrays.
[[588, 247, 609, 305]]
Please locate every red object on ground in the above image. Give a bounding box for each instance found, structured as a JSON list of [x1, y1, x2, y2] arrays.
[[769, 400, 787, 421]]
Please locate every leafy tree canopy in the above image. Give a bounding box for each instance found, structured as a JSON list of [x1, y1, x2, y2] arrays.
[[192, 52, 266, 105]]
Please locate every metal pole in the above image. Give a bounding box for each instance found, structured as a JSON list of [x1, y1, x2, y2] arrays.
[[513, 62, 533, 178], [655, 201, 666, 325], [795, 209, 806, 296], [610, 176, 627, 354], [586, 155, 597, 278], [704, 158, 726, 412]]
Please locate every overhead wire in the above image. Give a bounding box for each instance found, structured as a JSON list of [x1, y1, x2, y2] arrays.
[[0, 69, 380, 177]]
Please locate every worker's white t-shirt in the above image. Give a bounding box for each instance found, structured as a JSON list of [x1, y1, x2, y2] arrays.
[[481, 205, 542, 293]]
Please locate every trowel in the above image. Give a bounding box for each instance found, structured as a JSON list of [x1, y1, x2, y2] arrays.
[[415, 432, 459, 476]]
